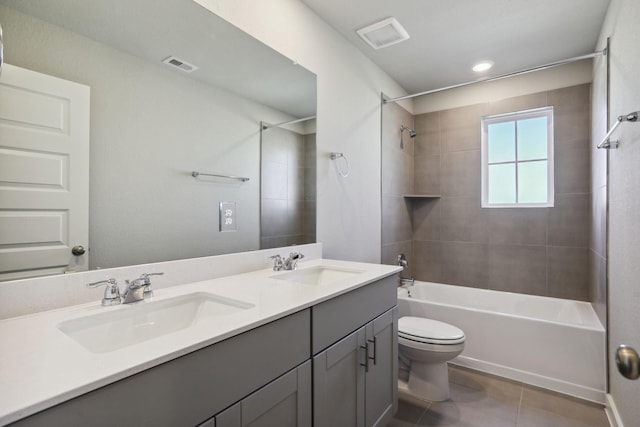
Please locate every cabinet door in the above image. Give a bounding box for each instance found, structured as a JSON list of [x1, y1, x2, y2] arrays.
[[215, 361, 311, 427], [365, 307, 398, 427], [313, 327, 366, 427]]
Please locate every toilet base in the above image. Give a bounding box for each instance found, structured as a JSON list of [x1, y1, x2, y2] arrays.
[[407, 361, 451, 402]]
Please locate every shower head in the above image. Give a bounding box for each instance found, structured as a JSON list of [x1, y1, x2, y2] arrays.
[[400, 125, 417, 138]]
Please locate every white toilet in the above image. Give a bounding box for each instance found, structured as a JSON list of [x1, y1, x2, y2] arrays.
[[398, 316, 465, 402]]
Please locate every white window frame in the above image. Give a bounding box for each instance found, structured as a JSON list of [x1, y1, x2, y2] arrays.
[[481, 106, 554, 208]]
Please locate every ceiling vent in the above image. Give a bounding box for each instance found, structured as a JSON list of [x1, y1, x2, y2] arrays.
[[356, 17, 410, 50], [162, 56, 198, 73]]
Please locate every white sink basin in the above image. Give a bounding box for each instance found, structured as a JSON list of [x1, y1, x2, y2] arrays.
[[57, 292, 254, 353], [271, 266, 364, 286]]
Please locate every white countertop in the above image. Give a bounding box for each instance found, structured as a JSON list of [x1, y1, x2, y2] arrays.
[[0, 259, 400, 426]]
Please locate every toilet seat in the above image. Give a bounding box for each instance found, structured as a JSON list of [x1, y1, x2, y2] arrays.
[[398, 316, 465, 345]]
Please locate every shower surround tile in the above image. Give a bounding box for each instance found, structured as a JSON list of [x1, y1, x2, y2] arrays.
[[383, 84, 591, 301]]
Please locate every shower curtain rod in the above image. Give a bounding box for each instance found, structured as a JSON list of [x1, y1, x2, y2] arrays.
[[384, 51, 605, 104], [261, 115, 316, 130]]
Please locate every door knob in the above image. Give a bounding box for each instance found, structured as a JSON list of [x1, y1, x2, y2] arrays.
[[615, 345, 640, 380], [71, 245, 86, 256]]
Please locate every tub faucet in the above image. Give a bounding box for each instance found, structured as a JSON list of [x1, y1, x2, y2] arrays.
[[397, 253, 414, 296]]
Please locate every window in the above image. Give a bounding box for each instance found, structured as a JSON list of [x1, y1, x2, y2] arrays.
[[481, 107, 554, 208]]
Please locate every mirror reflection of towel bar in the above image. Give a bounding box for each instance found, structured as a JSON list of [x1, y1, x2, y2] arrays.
[[191, 171, 250, 182]]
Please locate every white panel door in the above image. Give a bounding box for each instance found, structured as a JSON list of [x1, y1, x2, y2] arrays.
[[0, 64, 90, 280]]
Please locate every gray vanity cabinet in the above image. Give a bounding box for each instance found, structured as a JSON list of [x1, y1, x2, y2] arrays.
[[312, 274, 398, 427], [9, 310, 310, 427], [8, 274, 399, 427], [200, 360, 311, 427], [364, 308, 398, 427], [313, 326, 366, 426]]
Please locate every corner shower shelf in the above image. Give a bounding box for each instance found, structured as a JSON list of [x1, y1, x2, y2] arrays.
[[403, 194, 441, 199]]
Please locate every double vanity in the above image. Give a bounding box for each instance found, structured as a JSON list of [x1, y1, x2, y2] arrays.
[[0, 256, 401, 427]]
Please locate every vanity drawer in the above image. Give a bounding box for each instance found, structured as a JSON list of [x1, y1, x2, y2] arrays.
[[311, 274, 397, 355], [10, 309, 311, 427]]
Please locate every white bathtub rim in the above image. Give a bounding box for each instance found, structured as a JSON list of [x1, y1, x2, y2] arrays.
[[451, 356, 607, 405], [398, 295, 604, 332], [398, 285, 604, 332]]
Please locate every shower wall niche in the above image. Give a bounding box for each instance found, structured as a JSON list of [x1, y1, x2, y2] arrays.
[[382, 84, 593, 301]]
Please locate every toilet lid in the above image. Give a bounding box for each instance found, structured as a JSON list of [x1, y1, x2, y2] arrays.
[[398, 316, 465, 344]]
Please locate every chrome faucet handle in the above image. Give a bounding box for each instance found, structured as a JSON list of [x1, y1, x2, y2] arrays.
[[86, 278, 121, 306], [288, 252, 304, 270], [270, 255, 284, 271], [136, 272, 164, 297], [122, 278, 146, 304]]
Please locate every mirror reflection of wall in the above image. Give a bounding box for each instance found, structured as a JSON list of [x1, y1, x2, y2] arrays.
[[0, 0, 316, 277], [260, 120, 316, 249]]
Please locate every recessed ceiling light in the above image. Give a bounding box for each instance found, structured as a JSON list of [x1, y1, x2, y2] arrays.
[[472, 61, 494, 73], [356, 17, 410, 50]]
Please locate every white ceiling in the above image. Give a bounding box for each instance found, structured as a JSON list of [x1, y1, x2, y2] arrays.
[[301, 0, 610, 95]]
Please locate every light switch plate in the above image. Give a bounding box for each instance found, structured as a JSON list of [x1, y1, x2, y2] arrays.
[[219, 201, 237, 232]]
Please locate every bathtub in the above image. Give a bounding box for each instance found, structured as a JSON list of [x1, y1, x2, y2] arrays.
[[398, 281, 606, 403]]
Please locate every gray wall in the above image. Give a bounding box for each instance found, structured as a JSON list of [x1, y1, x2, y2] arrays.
[[594, 0, 640, 423], [0, 6, 301, 269], [383, 84, 592, 300], [261, 128, 316, 249]]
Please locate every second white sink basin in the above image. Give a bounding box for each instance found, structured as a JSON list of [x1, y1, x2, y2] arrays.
[[271, 266, 364, 286], [57, 292, 254, 353]]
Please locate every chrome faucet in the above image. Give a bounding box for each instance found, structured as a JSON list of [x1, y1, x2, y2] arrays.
[[86, 278, 122, 306], [87, 272, 164, 306], [270, 252, 304, 271], [397, 254, 414, 296], [270, 254, 285, 271]]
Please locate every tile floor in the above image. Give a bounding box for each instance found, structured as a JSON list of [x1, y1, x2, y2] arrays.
[[390, 365, 610, 427]]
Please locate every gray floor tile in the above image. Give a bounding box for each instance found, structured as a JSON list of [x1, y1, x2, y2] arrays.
[[517, 385, 610, 427], [389, 396, 430, 427], [391, 367, 610, 427], [415, 367, 521, 427]]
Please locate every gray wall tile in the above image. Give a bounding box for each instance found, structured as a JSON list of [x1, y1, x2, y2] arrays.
[[386, 84, 591, 301], [554, 142, 591, 195], [488, 245, 547, 295], [441, 150, 481, 197], [548, 194, 590, 247], [441, 241, 489, 288], [589, 250, 607, 328], [591, 185, 607, 257], [488, 208, 547, 246], [382, 196, 412, 245], [412, 240, 443, 283], [414, 154, 441, 195], [440, 197, 489, 243], [548, 247, 589, 301], [441, 126, 481, 152], [412, 199, 441, 241]]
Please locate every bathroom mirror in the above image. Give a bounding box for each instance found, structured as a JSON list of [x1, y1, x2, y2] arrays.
[[0, 0, 317, 278]]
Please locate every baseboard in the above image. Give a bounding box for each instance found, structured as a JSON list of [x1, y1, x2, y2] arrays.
[[605, 394, 624, 427], [451, 356, 607, 404]]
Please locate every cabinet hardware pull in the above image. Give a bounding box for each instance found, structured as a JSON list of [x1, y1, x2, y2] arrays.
[[368, 337, 377, 365], [359, 344, 370, 372]]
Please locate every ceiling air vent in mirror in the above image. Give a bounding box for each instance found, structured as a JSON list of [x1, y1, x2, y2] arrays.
[[162, 56, 198, 73], [356, 17, 409, 50]]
